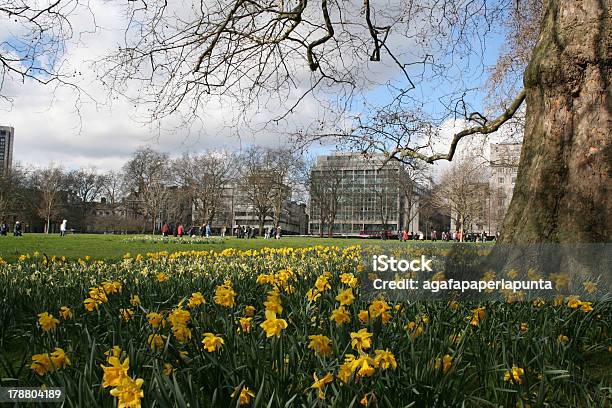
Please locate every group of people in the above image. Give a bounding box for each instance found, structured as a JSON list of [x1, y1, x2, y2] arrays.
[[399, 229, 492, 242], [0, 220, 22, 236], [234, 225, 282, 239], [161, 221, 219, 238]]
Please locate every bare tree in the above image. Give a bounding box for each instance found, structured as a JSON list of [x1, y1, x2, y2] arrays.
[[123, 147, 172, 234], [173, 151, 238, 225], [0, 1, 93, 104], [0, 166, 24, 222], [94, 0, 609, 243], [31, 165, 65, 234], [433, 158, 489, 241], [65, 168, 104, 229], [100, 170, 126, 209], [239, 147, 293, 235], [307, 160, 347, 237]]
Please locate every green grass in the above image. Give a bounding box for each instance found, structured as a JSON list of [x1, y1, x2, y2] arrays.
[[0, 233, 477, 262]]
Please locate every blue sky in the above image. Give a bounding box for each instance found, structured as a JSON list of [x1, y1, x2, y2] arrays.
[[0, 0, 514, 171]]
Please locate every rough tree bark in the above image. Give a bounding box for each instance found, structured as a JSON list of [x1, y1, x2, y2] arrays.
[[500, 0, 611, 243]]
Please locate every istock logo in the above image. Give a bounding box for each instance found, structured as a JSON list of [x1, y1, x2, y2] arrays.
[[372, 255, 433, 272]]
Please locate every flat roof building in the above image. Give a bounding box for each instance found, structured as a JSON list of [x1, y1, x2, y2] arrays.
[[0, 126, 14, 175], [309, 153, 420, 236]]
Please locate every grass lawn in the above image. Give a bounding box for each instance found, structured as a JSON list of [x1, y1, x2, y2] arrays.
[[0, 233, 475, 262]]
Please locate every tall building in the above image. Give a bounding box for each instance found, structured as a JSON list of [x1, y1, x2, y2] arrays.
[[309, 153, 420, 236], [448, 143, 521, 235], [0, 126, 14, 174], [488, 143, 521, 234]]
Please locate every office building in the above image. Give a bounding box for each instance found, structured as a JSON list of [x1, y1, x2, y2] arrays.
[[309, 153, 420, 236]]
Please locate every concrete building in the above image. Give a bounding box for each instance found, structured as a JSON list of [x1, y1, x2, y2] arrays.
[[448, 143, 521, 236], [193, 184, 309, 235], [309, 153, 420, 236], [488, 143, 521, 234], [0, 126, 14, 175]]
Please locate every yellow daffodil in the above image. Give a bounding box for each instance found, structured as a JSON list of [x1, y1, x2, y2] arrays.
[[308, 334, 332, 357], [239, 317, 252, 333], [434, 354, 453, 374], [335, 288, 355, 306], [146, 312, 163, 328], [37, 312, 59, 332], [244, 305, 256, 317], [504, 365, 525, 384], [374, 349, 397, 370], [147, 334, 166, 351], [469, 306, 486, 326], [59, 306, 72, 320], [120, 308, 134, 322], [214, 282, 236, 308], [130, 294, 141, 306], [232, 386, 256, 406], [101, 356, 130, 388], [350, 329, 373, 351], [109, 376, 145, 408], [310, 372, 333, 400], [31, 353, 53, 375], [330, 306, 351, 326], [202, 333, 224, 352], [188, 292, 205, 308], [260, 311, 288, 338]]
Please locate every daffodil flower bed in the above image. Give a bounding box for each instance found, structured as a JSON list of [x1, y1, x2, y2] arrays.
[[0, 246, 609, 407]]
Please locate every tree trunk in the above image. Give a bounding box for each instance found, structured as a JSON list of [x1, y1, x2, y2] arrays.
[[500, 0, 611, 243]]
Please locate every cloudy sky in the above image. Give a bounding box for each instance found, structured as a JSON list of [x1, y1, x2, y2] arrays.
[[0, 0, 515, 173]]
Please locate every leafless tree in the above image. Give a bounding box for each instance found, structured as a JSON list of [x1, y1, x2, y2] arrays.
[[100, 170, 126, 209], [0, 1, 93, 105], [31, 164, 65, 234], [239, 146, 293, 235], [173, 151, 238, 225], [433, 158, 489, 241], [0, 166, 24, 222], [307, 159, 347, 237], [123, 147, 172, 234], [94, 0, 609, 243]]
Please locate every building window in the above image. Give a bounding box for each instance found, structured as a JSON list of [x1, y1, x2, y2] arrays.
[[498, 177, 504, 183]]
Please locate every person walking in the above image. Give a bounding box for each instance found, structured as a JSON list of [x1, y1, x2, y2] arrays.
[[177, 224, 184, 237], [275, 225, 282, 239], [13, 221, 22, 236], [161, 221, 169, 237], [60, 220, 67, 237], [221, 225, 226, 238], [205, 223, 212, 237], [0, 221, 7, 236]]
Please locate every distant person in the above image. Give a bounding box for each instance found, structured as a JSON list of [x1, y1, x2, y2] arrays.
[[177, 224, 184, 237], [205, 223, 212, 237], [402, 230, 408, 242], [161, 221, 169, 237], [431, 230, 437, 241], [275, 225, 282, 239], [221, 225, 227, 238], [60, 220, 67, 237], [13, 221, 22, 236], [0, 221, 7, 236]]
